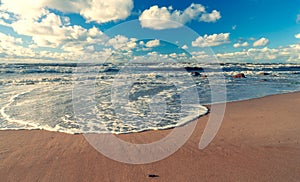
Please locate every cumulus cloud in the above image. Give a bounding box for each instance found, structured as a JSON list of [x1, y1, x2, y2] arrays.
[[192, 33, 230, 47], [253, 37, 269, 47], [0, 0, 48, 20], [0, 11, 10, 20], [0, 32, 35, 58], [181, 45, 188, 49], [0, 31, 115, 62], [0, 1, 118, 51], [247, 47, 278, 60], [106, 35, 129, 49], [78, 0, 133, 23], [192, 43, 300, 62], [0, 0, 139, 62], [215, 44, 300, 62], [216, 51, 249, 62], [106, 35, 138, 50], [233, 41, 249, 48], [145, 39, 160, 48], [10, 12, 106, 49], [0, 32, 22, 44], [199, 10, 221, 23], [139, 3, 220, 30], [0, 0, 136, 53], [0, 0, 133, 23], [295, 33, 300, 39]]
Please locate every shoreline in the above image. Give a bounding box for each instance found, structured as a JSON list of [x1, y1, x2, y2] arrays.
[[0, 91, 300, 135], [1, 90, 300, 135], [1, 91, 300, 181]]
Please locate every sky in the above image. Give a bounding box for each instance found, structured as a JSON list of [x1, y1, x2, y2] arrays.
[[0, 0, 299, 63]]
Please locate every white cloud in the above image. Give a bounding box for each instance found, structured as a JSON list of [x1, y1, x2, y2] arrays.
[[199, 10, 221, 23], [10, 13, 105, 49], [295, 33, 300, 39], [192, 33, 230, 47], [126, 41, 137, 49], [253, 37, 269, 47], [216, 51, 249, 62], [78, 0, 133, 23], [106, 35, 129, 49], [215, 44, 300, 62], [247, 47, 278, 60], [0, 25, 119, 62], [0, 32, 115, 62], [283, 44, 300, 62], [0, 32, 22, 44], [105, 35, 138, 50], [0, 0, 48, 20], [233, 41, 249, 48], [0, 32, 35, 58], [181, 45, 188, 49], [182, 3, 206, 21], [139, 3, 220, 30], [0, 0, 133, 23], [0, 0, 135, 53], [0, 11, 10, 20], [190, 51, 211, 61], [169, 53, 177, 58], [145, 39, 160, 48]]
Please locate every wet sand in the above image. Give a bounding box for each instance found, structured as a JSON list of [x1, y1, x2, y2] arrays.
[[0, 92, 300, 181]]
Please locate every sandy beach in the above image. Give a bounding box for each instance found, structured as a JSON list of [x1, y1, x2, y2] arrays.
[[1, 92, 300, 181]]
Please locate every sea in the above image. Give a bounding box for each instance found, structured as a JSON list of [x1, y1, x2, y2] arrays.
[[1, 62, 300, 134]]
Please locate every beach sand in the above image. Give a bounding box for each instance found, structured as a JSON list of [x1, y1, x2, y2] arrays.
[[0, 92, 300, 181]]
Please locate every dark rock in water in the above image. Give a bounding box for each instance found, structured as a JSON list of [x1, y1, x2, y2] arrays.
[[259, 72, 270, 76], [185, 66, 204, 72], [104, 68, 119, 72], [191, 72, 200, 76], [148, 174, 159, 178], [26, 81, 35, 85], [232, 73, 246, 78], [155, 75, 163, 79]]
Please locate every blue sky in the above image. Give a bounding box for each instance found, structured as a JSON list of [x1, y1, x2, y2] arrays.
[[0, 0, 299, 63]]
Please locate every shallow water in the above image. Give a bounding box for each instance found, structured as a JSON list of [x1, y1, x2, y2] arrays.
[[0, 62, 300, 134]]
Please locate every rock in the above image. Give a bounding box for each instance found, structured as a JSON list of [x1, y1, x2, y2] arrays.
[[258, 72, 270, 76], [148, 174, 159, 178], [191, 72, 200, 76], [104, 67, 119, 72], [185, 66, 204, 71], [232, 73, 246, 78]]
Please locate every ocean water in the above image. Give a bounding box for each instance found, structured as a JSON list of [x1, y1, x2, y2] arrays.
[[1, 62, 300, 134]]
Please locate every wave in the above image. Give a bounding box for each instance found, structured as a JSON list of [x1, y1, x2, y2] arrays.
[[2, 62, 300, 74], [1, 62, 300, 134], [0, 88, 208, 134]]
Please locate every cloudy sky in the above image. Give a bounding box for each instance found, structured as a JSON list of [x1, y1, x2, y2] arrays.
[[0, 0, 299, 63]]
